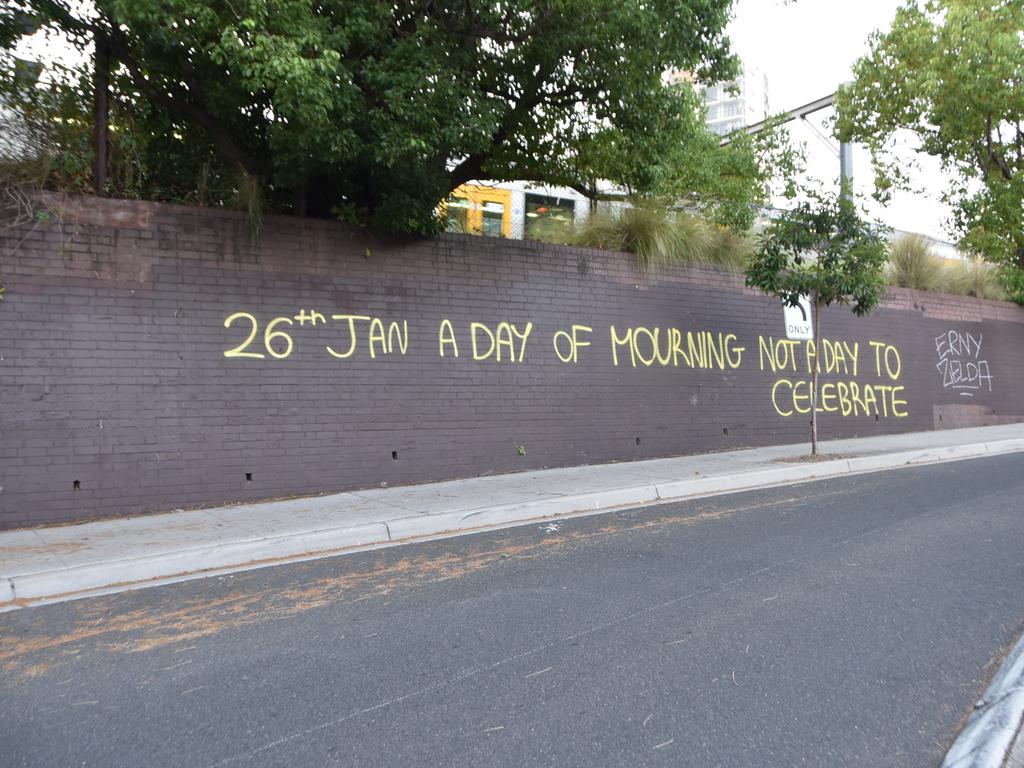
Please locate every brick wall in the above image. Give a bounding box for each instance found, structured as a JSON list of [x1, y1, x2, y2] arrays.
[[2, 195, 1023, 529]]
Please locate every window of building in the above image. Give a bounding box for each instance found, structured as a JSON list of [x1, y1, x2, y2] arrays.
[[481, 201, 505, 237], [445, 196, 471, 233], [442, 185, 512, 237]]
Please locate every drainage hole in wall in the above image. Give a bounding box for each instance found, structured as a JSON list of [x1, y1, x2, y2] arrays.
[[722, 428, 729, 436], [635, 437, 642, 446], [391, 451, 398, 460], [245, 472, 253, 482], [72, 479, 81, 491]]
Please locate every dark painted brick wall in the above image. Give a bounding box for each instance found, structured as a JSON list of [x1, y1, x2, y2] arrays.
[[2, 195, 1023, 528]]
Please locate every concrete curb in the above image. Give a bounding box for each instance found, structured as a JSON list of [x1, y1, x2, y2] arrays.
[[942, 630, 1024, 768], [4, 437, 1024, 608], [3, 522, 390, 604]]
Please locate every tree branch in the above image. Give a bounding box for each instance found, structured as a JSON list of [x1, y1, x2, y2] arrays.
[[447, 47, 582, 191], [103, 31, 260, 177], [985, 114, 1014, 181]]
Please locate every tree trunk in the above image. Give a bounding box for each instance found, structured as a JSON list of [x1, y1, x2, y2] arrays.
[[810, 294, 821, 456], [292, 184, 308, 217], [92, 37, 110, 196]]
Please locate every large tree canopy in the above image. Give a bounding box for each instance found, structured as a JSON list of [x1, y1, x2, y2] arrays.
[[0, 0, 764, 233], [835, 0, 1024, 303]]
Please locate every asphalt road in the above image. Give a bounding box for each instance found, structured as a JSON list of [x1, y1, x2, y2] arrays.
[[2, 454, 1023, 768]]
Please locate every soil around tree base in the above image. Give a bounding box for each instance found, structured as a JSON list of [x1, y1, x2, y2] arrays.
[[774, 453, 855, 463]]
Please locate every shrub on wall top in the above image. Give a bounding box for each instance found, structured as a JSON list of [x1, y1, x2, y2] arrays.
[[571, 201, 753, 273], [885, 234, 945, 292]]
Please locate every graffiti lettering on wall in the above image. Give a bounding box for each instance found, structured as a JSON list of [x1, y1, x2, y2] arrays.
[[222, 311, 911, 419], [609, 328, 745, 369], [935, 329, 993, 396], [224, 311, 409, 360], [758, 337, 907, 418]]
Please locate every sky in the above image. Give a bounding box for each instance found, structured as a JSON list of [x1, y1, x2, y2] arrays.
[[727, 0, 955, 242]]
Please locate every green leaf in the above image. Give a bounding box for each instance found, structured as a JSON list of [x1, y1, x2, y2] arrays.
[[836, 0, 1024, 302]]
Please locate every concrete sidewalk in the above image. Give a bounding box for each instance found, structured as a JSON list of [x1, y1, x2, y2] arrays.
[[3, 424, 1024, 609]]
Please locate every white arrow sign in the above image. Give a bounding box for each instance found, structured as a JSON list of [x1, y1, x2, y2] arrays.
[[784, 296, 814, 340]]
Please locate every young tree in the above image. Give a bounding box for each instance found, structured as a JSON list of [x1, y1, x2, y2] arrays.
[[1, 0, 739, 233], [746, 188, 888, 455], [835, 0, 1024, 303]]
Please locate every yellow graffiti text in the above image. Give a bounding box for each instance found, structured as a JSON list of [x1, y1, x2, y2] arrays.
[[327, 315, 408, 359], [224, 312, 264, 359], [869, 340, 902, 380], [803, 338, 860, 376], [366, 318, 409, 359], [610, 327, 744, 369], [438, 319, 459, 358], [223, 312, 295, 360], [758, 336, 801, 373], [770, 379, 908, 419], [471, 321, 534, 362], [552, 325, 593, 363]]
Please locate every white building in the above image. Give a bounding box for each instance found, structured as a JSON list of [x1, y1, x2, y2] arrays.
[[701, 64, 770, 136]]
